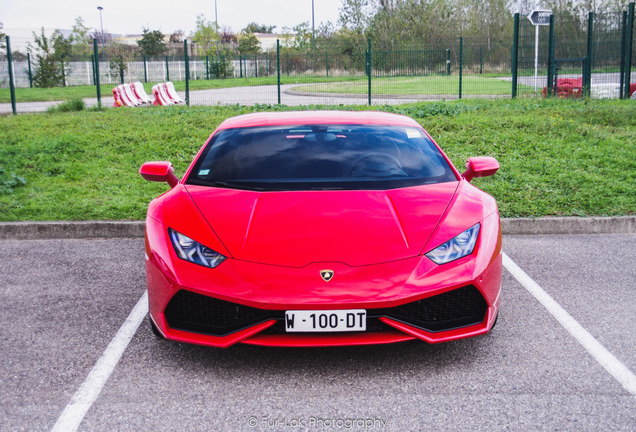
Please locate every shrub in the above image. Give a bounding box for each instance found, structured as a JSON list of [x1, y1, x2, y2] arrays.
[[47, 99, 85, 113]]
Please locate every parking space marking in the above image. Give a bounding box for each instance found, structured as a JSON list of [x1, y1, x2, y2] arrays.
[[51, 291, 149, 432], [502, 252, 636, 397]]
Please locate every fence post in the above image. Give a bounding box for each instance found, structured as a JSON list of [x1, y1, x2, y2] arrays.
[[165, 56, 170, 81], [61, 57, 66, 87], [511, 13, 520, 98], [367, 38, 372, 106], [624, 2, 634, 99], [287, 51, 290, 76], [119, 56, 124, 84], [93, 38, 101, 108], [255, 55, 258, 78], [446, 49, 451, 75], [584, 12, 594, 98], [266, 52, 269, 77], [620, 11, 627, 98], [27, 52, 33, 88], [277, 40, 281, 104], [326, 51, 329, 78], [184, 40, 190, 106], [459, 38, 463, 99], [547, 14, 556, 96], [143, 55, 148, 83], [480, 47, 483, 74], [6, 36, 16, 115]]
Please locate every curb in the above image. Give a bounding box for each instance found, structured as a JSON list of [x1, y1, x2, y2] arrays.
[[0, 216, 633, 240], [0, 221, 145, 240], [501, 216, 635, 235]]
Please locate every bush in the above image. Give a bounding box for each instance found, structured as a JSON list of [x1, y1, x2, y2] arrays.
[[47, 99, 85, 113], [208, 56, 235, 79]]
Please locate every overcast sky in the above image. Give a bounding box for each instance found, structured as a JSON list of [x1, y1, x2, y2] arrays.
[[1, 0, 344, 35]]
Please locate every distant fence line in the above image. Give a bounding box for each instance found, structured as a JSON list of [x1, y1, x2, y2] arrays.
[[0, 59, 267, 88], [1, 4, 634, 114]]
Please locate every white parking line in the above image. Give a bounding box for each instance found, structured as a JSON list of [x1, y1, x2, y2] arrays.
[[502, 252, 636, 397], [51, 291, 149, 432]]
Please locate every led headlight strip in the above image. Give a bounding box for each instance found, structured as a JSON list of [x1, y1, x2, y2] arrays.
[[168, 228, 227, 268], [425, 223, 480, 265]]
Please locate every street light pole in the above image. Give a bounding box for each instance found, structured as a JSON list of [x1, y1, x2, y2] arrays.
[[97, 7, 104, 37], [97, 6, 104, 48], [95, 6, 106, 61], [311, 0, 315, 53]]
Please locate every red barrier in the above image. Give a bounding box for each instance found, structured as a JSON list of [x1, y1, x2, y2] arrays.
[[542, 78, 582, 98]]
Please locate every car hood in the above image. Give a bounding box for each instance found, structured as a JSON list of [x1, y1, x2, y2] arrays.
[[185, 182, 459, 267]]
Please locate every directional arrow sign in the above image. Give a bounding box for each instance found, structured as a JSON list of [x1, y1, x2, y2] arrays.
[[528, 9, 552, 26]]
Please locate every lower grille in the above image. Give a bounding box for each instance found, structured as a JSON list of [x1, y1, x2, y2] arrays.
[[164, 285, 487, 337], [164, 290, 278, 336], [381, 285, 487, 332]]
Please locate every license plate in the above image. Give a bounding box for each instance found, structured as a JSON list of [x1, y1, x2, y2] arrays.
[[285, 309, 366, 332]]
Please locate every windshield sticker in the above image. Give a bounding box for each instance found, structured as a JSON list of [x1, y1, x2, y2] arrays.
[[406, 128, 423, 139], [198, 169, 210, 176]]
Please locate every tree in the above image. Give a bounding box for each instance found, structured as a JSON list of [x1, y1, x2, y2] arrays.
[[106, 42, 136, 81], [243, 22, 276, 34], [29, 28, 70, 87], [91, 29, 112, 46], [238, 30, 261, 54], [291, 22, 312, 51], [338, 0, 372, 33], [169, 30, 185, 43], [0, 21, 5, 51], [137, 28, 167, 56], [70, 17, 92, 57], [219, 27, 238, 45], [191, 14, 218, 56], [279, 26, 296, 49], [208, 46, 235, 78]]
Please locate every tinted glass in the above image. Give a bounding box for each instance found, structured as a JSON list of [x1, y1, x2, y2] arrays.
[[187, 124, 457, 191]]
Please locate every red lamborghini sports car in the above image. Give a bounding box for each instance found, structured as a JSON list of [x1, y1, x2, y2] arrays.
[[140, 111, 502, 348]]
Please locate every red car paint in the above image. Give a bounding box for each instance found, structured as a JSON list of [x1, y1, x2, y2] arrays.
[[141, 111, 502, 348]]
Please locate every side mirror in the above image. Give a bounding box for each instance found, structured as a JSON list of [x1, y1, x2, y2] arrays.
[[462, 157, 499, 182], [139, 161, 179, 188]]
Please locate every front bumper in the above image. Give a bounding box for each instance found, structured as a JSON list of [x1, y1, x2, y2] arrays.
[[145, 213, 502, 348]]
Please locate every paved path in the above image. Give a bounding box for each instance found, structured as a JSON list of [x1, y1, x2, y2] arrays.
[[2, 72, 634, 114], [0, 84, 429, 114]]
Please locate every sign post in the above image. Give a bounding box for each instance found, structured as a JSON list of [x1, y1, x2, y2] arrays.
[[528, 9, 551, 91]]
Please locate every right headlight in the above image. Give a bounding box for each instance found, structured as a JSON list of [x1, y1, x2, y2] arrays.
[[168, 228, 227, 268], [425, 223, 480, 265]]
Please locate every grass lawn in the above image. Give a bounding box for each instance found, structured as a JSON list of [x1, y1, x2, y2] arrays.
[[0, 98, 634, 221], [290, 76, 523, 96]]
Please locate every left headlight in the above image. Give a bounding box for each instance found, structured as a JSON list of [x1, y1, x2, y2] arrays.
[[168, 228, 227, 268], [425, 223, 480, 265]]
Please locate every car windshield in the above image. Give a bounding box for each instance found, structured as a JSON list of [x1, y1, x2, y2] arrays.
[[186, 124, 457, 191]]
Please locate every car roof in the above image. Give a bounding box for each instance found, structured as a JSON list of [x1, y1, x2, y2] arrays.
[[216, 110, 422, 130]]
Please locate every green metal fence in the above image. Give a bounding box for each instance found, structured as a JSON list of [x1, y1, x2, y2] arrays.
[[1, 3, 634, 114], [513, 3, 635, 99]]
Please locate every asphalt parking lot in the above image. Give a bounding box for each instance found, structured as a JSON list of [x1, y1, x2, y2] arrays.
[[1, 234, 634, 431]]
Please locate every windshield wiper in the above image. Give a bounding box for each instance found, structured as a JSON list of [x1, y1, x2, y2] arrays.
[[207, 180, 270, 191]]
